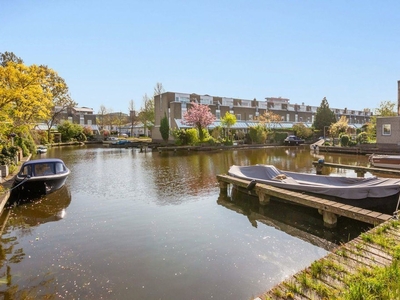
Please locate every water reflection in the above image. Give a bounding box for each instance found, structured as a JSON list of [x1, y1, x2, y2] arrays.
[[0, 145, 379, 299], [218, 187, 372, 250], [10, 186, 71, 226], [0, 186, 71, 298]]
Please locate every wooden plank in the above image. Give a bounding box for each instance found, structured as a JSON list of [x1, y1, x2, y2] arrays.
[[312, 161, 400, 176], [217, 174, 393, 225]]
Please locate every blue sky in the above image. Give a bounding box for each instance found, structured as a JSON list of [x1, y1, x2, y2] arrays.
[[1, 1, 399, 114]]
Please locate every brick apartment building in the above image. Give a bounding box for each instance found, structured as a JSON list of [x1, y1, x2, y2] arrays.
[[152, 92, 372, 142]]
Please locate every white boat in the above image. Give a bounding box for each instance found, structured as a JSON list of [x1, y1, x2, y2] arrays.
[[369, 154, 400, 169], [228, 164, 400, 213], [37, 145, 48, 154], [102, 137, 119, 144]]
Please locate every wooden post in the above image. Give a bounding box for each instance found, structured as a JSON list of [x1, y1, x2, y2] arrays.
[[219, 181, 228, 195], [322, 210, 337, 227], [355, 169, 366, 178], [257, 191, 271, 205], [316, 163, 324, 175]]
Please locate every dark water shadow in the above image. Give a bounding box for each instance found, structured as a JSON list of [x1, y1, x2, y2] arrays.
[[217, 187, 372, 251]]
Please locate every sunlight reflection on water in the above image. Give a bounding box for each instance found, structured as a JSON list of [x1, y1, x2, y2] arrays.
[[0, 145, 372, 299]]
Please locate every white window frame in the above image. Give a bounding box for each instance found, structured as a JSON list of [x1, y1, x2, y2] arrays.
[[382, 124, 391, 135]]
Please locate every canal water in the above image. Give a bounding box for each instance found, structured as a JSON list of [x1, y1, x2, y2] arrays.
[[0, 145, 373, 299]]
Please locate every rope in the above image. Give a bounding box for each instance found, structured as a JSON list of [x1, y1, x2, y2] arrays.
[[3, 176, 31, 193], [393, 194, 400, 220]]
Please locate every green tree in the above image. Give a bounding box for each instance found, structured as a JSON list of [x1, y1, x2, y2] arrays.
[[42, 65, 77, 142], [221, 112, 236, 141], [293, 123, 313, 139], [329, 116, 349, 142], [248, 124, 267, 144], [313, 97, 336, 132], [374, 101, 396, 117], [367, 101, 396, 142], [159, 112, 169, 143], [57, 121, 84, 142], [138, 94, 155, 137]]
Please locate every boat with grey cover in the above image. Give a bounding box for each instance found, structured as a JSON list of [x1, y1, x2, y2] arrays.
[[228, 164, 400, 213]]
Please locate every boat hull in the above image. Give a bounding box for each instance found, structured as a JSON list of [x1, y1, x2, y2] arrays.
[[228, 164, 400, 214], [369, 155, 400, 169], [10, 158, 70, 201]]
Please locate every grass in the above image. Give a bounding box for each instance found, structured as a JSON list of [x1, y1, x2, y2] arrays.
[[261, 220, 400, 300]]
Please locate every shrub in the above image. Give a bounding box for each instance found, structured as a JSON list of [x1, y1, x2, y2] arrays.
[[340, 134, 350, 147], [172, 128, 199, 145], [223, 139, 233, 146], [357, 132, 369, 144], [0, 146, 19, 165], [274, 132, 288, 144], [249, 125, 267, 144], [16, 135, 35, 156], [348, 140, 358, 147]]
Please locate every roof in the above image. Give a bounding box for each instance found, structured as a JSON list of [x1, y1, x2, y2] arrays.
[[175, 119, 282, 130], [23, 158, 65, 165]]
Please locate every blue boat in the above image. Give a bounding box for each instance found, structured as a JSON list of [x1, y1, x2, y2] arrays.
[[12, 158, 70, 200]]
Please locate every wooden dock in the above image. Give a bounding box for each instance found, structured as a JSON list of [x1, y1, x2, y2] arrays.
[[0, 155, 31, 216], [216, 174, 393, 227], [312, 160, 400, 177], [254, 219, 400, 300]]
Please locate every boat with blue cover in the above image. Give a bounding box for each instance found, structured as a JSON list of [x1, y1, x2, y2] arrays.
[[11, 158, 70, 200]]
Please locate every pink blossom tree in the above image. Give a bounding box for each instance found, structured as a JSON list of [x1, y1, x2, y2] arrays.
[[183, 103, 216, 141]]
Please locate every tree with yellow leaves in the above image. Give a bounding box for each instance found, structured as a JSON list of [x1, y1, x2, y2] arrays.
[[221, 112, 237, 141], [1, 52, 74, 145], [259, 110, 281, 130], [0, 57, 52, 141], [329, 116, 349, 145]]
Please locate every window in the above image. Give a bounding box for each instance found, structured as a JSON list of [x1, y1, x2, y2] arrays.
[[236, 114, 241, 120], [216, 110, 221, 119], [241, 100, 251, 107], [200, 95, 213, 105], [248, 114, 253, 120], [382, 124, 391, 135], [222, 98, 233, 107]]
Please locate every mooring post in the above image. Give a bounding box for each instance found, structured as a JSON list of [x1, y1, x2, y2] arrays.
[[316, 159, 325, 175], [257, 191, 271, 205], [219, 181, 228, 195], [322, 210, 337, 228], [355, 169, 366, 178]]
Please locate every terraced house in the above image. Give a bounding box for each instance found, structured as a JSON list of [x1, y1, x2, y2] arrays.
[[152, 92, 372, 142]]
